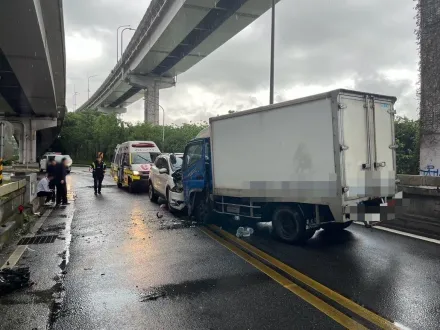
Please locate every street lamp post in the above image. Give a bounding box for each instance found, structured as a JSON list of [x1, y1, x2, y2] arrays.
[[88, 75, 98, 100], [116, 25, 130, 63], [120, 27, 136, 59], [269, 0, 275, 105], [160, 104, 165, 151], [73, 84, 80, 111]]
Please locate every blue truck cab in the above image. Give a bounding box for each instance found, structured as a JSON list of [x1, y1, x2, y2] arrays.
[[181, 135, 213, 222]]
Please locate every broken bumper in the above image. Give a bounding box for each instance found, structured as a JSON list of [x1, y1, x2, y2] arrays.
[[169, 190, 185, 211]]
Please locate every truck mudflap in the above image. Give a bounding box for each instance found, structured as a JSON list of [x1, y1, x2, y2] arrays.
[[344, 192, 403, 228]]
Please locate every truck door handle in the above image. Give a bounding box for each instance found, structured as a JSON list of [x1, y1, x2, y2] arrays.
[[374, 161, 386, 169], [196, 175, 203, 180], [362, 163, 371, 170]]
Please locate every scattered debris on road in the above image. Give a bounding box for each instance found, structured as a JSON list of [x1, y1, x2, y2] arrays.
[[236, 227, 254, 238], [141, 290, 166, 301], [0, 267, 33, 296]]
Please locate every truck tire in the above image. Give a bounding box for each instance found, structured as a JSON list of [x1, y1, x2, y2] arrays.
[[272, 206, 307, 244], [322, 221, 353, 232], [194, 193, 212, 224], [149, 183, 158, 203]]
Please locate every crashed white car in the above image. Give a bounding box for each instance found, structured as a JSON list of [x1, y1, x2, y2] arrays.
[[148, 153, 185, 212]]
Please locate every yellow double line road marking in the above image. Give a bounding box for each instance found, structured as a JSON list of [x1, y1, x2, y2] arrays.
[[203, 225, 399, 330]]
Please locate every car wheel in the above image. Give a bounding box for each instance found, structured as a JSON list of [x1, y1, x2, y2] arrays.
[[149, 182, 158, 203], [128, 180, 134, 193]]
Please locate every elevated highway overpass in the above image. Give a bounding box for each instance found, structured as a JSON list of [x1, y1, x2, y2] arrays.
[[78, 0, 280, 123], [0, 0, 66, 163]]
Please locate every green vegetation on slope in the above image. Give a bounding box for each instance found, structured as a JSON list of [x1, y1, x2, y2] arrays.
[[54, 110, 420, 174]]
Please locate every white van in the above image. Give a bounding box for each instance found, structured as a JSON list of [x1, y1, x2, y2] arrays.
[[111, 141, 161, 192], [40, 153, 73, 173]]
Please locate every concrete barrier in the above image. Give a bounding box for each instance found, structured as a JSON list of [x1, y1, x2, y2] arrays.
[[0, 174, 42, 250], [382, 174, 440, 239]]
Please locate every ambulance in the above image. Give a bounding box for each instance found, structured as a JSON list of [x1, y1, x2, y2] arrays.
[[111, 141, 161, 192]]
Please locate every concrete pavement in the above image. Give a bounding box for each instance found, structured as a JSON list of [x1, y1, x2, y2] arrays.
[[0, 167, 439, 329]]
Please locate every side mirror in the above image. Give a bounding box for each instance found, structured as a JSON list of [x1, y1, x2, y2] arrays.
[[159, 168, 168, 174]]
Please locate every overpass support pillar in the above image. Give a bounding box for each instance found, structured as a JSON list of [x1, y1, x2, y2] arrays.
[[125, 74, 175, 124], [144, 83, 160, 125], [12, 118, 57, 164]]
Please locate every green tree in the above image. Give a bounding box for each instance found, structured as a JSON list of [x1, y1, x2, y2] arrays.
[[56, 111, 207, 163], [395, 116, 419, 174], [55, 111, 420, 175]]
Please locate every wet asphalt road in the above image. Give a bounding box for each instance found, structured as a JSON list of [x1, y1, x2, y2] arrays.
[[1, 167, 440, 329]]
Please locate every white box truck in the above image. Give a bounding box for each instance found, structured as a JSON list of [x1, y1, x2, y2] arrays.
[[180, 89, 398, 243]]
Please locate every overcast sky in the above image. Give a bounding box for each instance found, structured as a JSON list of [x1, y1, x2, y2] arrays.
[[64, 0, 418, 125]]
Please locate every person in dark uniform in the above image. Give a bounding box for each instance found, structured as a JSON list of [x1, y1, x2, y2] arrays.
[[90, 153, 106, 195], [46, 157, 57, 202], [55, 157, 69, 206]]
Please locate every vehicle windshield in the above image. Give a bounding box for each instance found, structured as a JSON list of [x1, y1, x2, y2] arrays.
[[170, 155, 183, 171], [131, 152, 158, 164]]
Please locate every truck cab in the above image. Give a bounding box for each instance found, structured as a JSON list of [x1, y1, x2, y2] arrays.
[[181, 137, 212, 220]]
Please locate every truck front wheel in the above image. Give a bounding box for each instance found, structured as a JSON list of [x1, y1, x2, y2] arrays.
[[272, 206, 307, 244], [194, 193, 213, 224]]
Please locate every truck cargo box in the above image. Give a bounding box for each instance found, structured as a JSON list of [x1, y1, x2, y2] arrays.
[[209, 89, 397, 221]]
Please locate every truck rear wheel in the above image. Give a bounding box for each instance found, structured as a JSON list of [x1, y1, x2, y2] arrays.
[[272, 206, 307, 244]]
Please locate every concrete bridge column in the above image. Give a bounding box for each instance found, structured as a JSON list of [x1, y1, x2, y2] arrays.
[[125, 74, 175, 124], [12, 117, 57, 164], [144, 82, 159, 125]]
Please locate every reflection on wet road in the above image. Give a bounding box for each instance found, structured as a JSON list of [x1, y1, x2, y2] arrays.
[[1, 167, 440, 329]]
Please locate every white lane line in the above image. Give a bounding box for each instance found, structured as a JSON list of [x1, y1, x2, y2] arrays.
[[1, 208, 54, 270], [353, 221, 440, 245]]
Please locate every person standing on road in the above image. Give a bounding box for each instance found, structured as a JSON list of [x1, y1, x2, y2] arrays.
[[37, 174, 55, 205], [55, 157, 69, 206], [90, 152, 106, 195], [46, 157, 57, 203]]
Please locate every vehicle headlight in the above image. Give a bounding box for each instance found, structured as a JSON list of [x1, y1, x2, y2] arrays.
[[133, 171, 139, 175]]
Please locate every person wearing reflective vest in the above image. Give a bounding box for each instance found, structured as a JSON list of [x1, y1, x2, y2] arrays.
[[90, 152, 106, 195]]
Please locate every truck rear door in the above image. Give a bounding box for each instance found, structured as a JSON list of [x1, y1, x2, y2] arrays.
[[370, 96, 396, 196], [339, 93, 396, 200]]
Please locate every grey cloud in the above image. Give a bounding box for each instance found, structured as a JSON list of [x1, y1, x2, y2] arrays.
[[64, 0, 419, 121], [179, 0, 417, 92]]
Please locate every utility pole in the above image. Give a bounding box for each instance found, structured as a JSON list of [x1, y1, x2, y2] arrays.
[[269, 0, 275, 105]]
